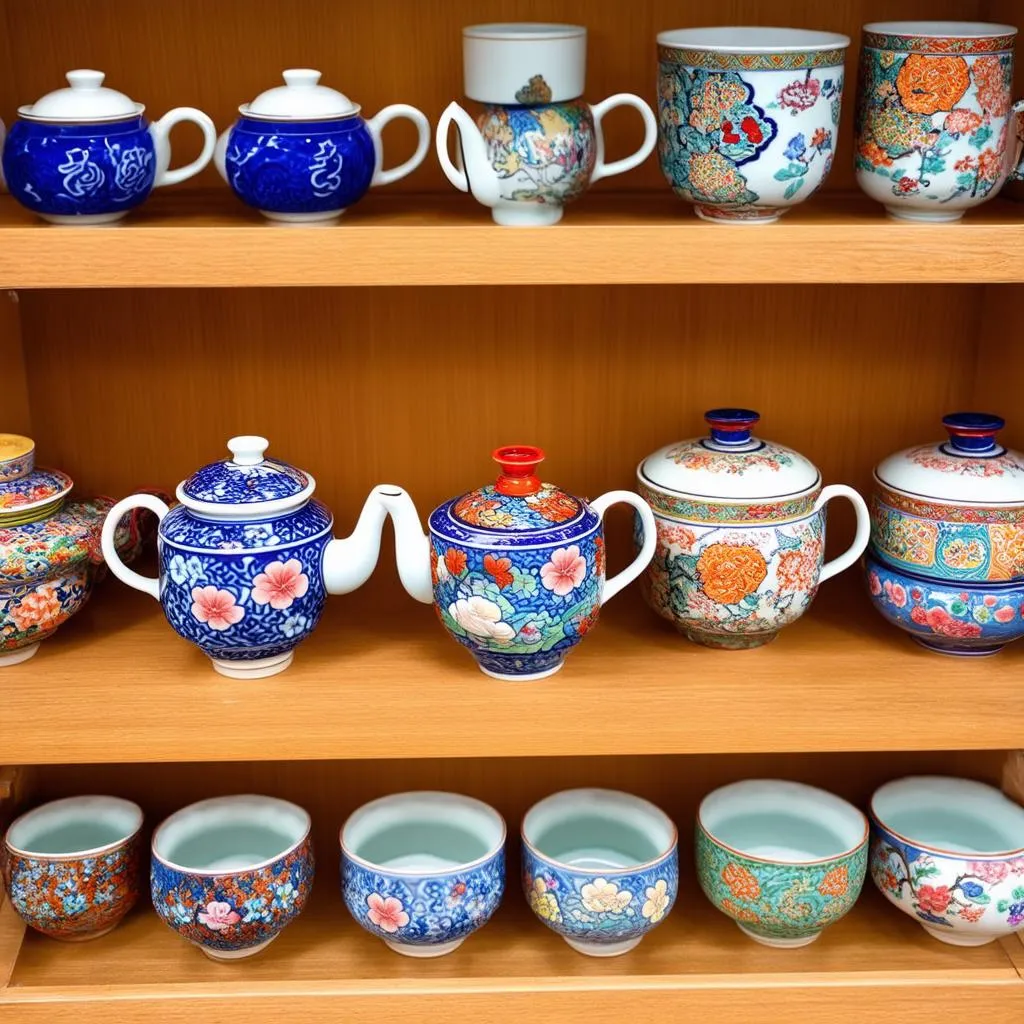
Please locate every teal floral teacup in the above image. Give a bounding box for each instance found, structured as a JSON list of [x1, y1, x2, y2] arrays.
[[697, 780, 868, 947]]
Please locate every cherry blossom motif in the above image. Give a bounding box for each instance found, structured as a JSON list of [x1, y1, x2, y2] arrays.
[[366, 893, 409, 933], [251, 559, 309, 610], [448, 596, 515, 641], [8, 583, 64, 632], [190, 586, 245, 631], [580, 877, 632, 913], [197, 901, 241, 931], [642, 879, 671, 923], [540, 545, 587, 596]]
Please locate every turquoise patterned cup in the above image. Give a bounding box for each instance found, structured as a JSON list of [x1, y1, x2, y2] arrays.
[[696, 780, 868, 947]]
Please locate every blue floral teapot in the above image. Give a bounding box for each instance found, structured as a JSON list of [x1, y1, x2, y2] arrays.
[[100, 436, 397, 678], [379, 446, 656, 680]]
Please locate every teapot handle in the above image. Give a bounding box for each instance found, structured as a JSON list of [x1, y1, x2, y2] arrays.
[[100, 493, 171, 600], [588, 94, 657, 183], [366, 104, 431, 188], [150, 108, 218, 188], [589, 490, 656, 605], [812, 484, 871, 584]]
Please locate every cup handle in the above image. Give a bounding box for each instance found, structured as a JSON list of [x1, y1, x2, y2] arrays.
[[150, 107, 217, 188], [588, 94, 657, 184], [100, 493, 170, 600], [367, 104, 431, 188], [1008, 100, 1024, 182], [589, 490, 656, 605], [812, 484, 871, 585]]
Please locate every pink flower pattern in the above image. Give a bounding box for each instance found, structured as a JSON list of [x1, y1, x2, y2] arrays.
[[778, 76, 821, 111], [251, 559, 309, 610], [197, 901, 241, 931], [540, 545, 587, 596], [366, 893, 409, 933], [190, 586, 245, 630]]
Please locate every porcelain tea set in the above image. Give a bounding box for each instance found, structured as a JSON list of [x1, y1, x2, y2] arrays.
[[2, 21, 1019, 226], [5, 773, 1021, 957]]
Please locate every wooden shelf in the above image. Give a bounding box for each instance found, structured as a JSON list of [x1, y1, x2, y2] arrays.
[[0, 191, 1022, 288], [2, 574, 1021, 765], [1, 877, 1021, 1024]]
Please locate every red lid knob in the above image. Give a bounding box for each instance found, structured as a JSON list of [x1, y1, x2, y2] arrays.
[[493, 445, 544, 496]]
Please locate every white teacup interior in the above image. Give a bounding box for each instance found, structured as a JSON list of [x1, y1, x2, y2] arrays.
[[863, 21, 1016, 37], [657, 27, 850, 52], [6, 796, 142, 856], [700, 780, 865, 862], [343, 792, 504, 872], [523, 789, 675, 870], [873, 777, 1024, 855], [153, 795, 309, 872]]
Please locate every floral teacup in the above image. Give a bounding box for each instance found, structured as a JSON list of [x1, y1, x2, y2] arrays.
[[522, 788, 678, 957], [657, 27, 849, 222]]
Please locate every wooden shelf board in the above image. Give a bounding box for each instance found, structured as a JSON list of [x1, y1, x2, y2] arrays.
[[1, 575, 1021, 764], [0, 191, 1022, 287], [1, 882, 1021, 1023]]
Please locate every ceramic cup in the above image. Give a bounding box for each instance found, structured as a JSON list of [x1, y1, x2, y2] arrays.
[[697, 780, 868, 947], [855, 22, 1024, 221], [657, 27, 850, 222], [521, 788, 678, 957], [0, 434, 34, 482], [871, 776, 1024, 945], [151, 795, 314, 960], [341, 791, 505, 957], [2, 796, 143, 940], [865, 546, 1024, 655]]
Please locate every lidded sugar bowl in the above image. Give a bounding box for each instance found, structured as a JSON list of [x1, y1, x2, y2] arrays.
[[637, 409, 870, 648], [866, 412, 1024, 655], [214, 69, 430, 223], [0, 433, 145, 665], [377, 445, 656, 679], [100, 436, 397, 677]]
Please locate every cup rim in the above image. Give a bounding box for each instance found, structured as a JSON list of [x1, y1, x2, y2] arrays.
[[464, 23, 585, 41], [637, 459, 823, 505], [862, 21, 1017, 39], [871, 776, 1024, 858], [340, 791, 507, 877], [5, 796, 143, 860], [521, 788, 678, 873], [151, 794, 311, 876], [657, 26, 851, 53], [698, 780, 869, 866]]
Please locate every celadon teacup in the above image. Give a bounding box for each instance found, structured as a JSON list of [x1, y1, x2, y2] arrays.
[[341, 791, 506, 957], [697, 780, 868, 947], [522, 788, 678, 957]]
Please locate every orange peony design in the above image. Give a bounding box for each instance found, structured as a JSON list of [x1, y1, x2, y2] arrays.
[[895, 54, 969, 115], [444, 548, 467, 577], [972, 55, 1011, 116], [8, 584, 64, 633], [721, 862, 761, 902], [483, 553, 514, 589], [721, 897, 759, 923], [817, 865, 849, 897], [858, 139, 893, 167], [697, 543, 767, 604]]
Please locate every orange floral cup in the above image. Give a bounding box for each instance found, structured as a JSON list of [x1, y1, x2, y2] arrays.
[[855, 21, 1024, 221]]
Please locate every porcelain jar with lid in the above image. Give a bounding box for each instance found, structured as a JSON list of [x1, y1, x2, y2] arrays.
[[2, 70, 216, 224], [376, 446, 656, 680], [637, 409, 870, 649], [0, 434, 147, 666], [866, 412, 1024, 655], [214, 69, 430, 224], [100, 436, 398, 678]]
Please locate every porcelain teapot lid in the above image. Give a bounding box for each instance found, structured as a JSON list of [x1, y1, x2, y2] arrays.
[[19, 70, 144, 123], [0, 433, 73, 524], [178, 436, 316, 519], [639, 409, 820, 500], [431, 446, 595, 544], [875, 413, 1024, 505], [240, 69, 359, 121]]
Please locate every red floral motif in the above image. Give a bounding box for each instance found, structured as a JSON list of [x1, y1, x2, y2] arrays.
[[778, 75, 821, 111], [883, 580, 907, 608], [868, 570, 883, 596], [895, 176, 920, 194], [594, 535, 606, 577], [921, 606, 983, 639], [540, 546, 587, 596], [972, 55, 1011, 116], [444, 548, 467, 577], [740, 115, 763, 144], [8, 583, 64, 632], [994, 606, 1015, 623], [916, 884, 951, 914], [251, 559, 309, 610], [366, 893, 409, 933], [483, 554, 514, 589], [190, 586, 244, 631], [198, 901, 241, 931], [453, 495, 501, 526], [943, 108, 984, 135]]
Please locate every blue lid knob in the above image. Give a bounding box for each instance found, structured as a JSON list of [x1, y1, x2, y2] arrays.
[[705, 408, 759, 446], [942, 412, 1005, 454]]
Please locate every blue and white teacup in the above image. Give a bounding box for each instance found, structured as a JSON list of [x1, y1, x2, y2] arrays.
[[3, 70, 216, 225], [341, 792, 506, 957], [522, 788, 678, 957], [151, 795, 314, 961]]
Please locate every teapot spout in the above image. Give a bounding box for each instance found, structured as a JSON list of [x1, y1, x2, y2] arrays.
[[435, 101, 501, 208], [323, 489, 393, 595], [373, 486, 433, 604]]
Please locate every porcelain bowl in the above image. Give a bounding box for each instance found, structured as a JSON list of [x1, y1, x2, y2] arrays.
[[151, 795, 314, 960], [871, 776, 1024, 945], [865, 546, 1024, 655], [697, 780, 868, 947], [2, 796, 143, 940], [521, 788, 678, 957], [341, 791, 505, 957]]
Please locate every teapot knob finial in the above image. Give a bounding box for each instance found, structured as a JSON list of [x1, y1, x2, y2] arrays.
[[942, 412, 1005, 454], [282, 69, 322, 89], [493, 445, 544, 497], [66, 69, 105, 90], [704, 408, 760, 447], [227, 435, 269, 466]]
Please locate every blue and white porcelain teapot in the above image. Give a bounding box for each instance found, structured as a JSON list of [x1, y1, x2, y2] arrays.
[[100, 436, 396, 678], [2, 70, 216, 224]]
